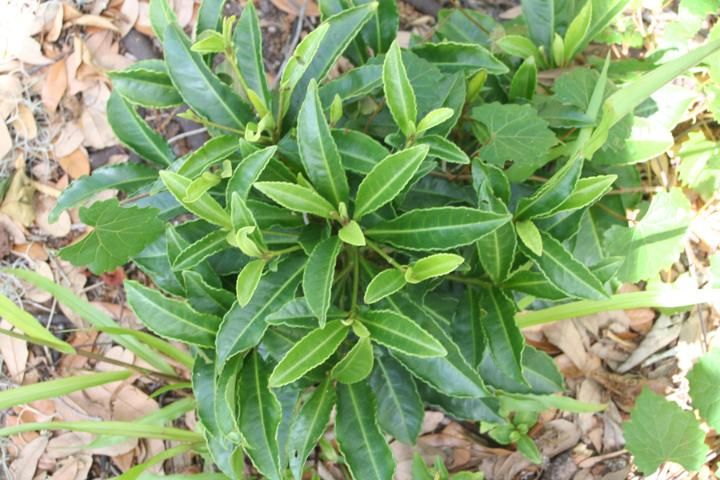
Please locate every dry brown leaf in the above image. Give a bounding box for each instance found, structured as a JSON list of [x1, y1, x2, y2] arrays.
[[12, 242, 48, 260], [49, 455, 93, 480], [173, 0, 195, 27], [72, 14, 120, 32], [53, 122, 84, 158], [23, 260, 54, 303], [42, 60, 68, 113], [616, 314, 682, 373], [0, 319, 29, 382], [118, 0, 140, 36], [0, 120, 11, 159], [45, 432, 93, 459], [46, 3, 65, 42], [81, 83, 115, 149], [35, 195, 72, 238], [0, 74, 23, 120], [58, 147, 90, 179], [0, 212, 27, 244], [10, 435, 49, 480], [11, 103, 37, 140], [544, 320, 592, 371], [135, 1, 154, 36], [270, 0, 320, 17], [0, 156, 36, 227]]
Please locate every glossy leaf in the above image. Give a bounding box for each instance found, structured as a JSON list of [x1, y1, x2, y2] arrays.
[[339, 220, 366, 246], [109, 60, 183, 108], [361, 310, 446, 358], [364, 269, 407, 304], [303, 236, 342, 325], [479, 288, 526, 385], [172, 230, 228, 270], [233, 1, 271, 107], [514, 156, 583, 221], [383, 40, 417, 136], [254, 182, 337, 219], [411, 42, 508, 74], [332, 337, 374, 384], [225, 146, 276, 202], [332, 129, 390, 174], [417, 135, 469, 164], [236, 259, 265, 307], [149, 0, 177, 42], [515, 220, 543, 256], [405, 253, 464, 284], [160, 171, 232, 228]]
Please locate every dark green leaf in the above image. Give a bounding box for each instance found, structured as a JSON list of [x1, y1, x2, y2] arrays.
[[418, 383, 504, 423], [359, 0, 397, 54], [332, 129, 389, 175], [521, 0, 554, 52], [509, 56, 537, 101], [160, 171, 232, 228], [196, 0, 225, 33], [361, 310, 446, 358], [514, 156, 583, 221], [234, 1, 271, 107], [303, 236, 342, 326], [109, 61, 183, 108], [319, 65, 383, 107], [172, 230, 229, 271], [149, 0, 177, 42], [479, 288, 526, 385], [182, 270, 235, 315], [411, 42, 508, 75], [266, 298, 322, 328], [383, 40, 417, 136], [177, 135, 240, 179]]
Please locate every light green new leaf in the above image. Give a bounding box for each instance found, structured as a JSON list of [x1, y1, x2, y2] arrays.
[[160, 171, 232, 229], [480, 288, 526, 385], [515, 220, 543, 256], [236, 259, 265, 307], [238, 351, 283, 480], [287, 378, 336, 479], [254, 182, 337, 219], [383, 40, 417, 136], [59, 199, 165, 275], [361, 310, 446, 358], [269, 320, 349, 388], [605, 189, 693, 282], [563, 0, 592, 62], [370, 353, 424, 444], [297, 79, 349, 207], [172, 230, 228, 271], [524, 231, 608, 300], [109, 60, 183, 108], [496, 35, 539, 59], [216, 253, 306, 363], [336, 381, 395, 480], [354, 145, 429, 219], [339, 220, 366, 246], [0, 294, 74, 353], [623, 388, 709, 474], [416, 108, 454, 134], [191, 31, 225, 53], [225, 146, 277, 202], [544, 174, 616, 216], [303, 236, 343, 326], [233, 1, 271, 107], [677, 131, 720, 201], [332, 337, 374, 384], [687, 349, 720, 431], [125, 280, 221, 347], [367, 207, 511, 251], [107, 91, 174, 167], [405, 253, 464, 284], [509, 56, 537, 101], [0, 370, 130, 410], [178, 135, 241, 179], [364, 269, 407, 304], [0, 420, 201, 442], [417, 135, 470, 164]]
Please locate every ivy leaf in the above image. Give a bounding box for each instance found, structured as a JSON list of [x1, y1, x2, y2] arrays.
[[623, 388, 709, 474], [472, 103, 556, 169], [60, 199, 165, 274], [605, 189, 693, 282], [687, 349, 720, 431], [303, 236, 343, 326], [383, 40, 417, 136]]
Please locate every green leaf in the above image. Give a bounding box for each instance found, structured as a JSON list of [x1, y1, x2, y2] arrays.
[[472, 103, 556, 169], [125, 280, 221, 347], [369, 353, 424, 444], [521, 0, 554, 52], [563, 0, 592, 62], [545, 174, 617, 216], [364, 269, 407, 304], [354, 145, 429, 219], [304, 236, 342, 326], [416, 108, 454, 134], [50, 163, 157, 223], [479, 288, 526, 385], [524, 231, 608, 300], [367, 207, 511, 251], [269, 320, 349, 388], [515, 220, 543, 256], [297, 79, 349, 207], [236, 259, 265, 307], [514, 156, 583, 221], [0, 420, 200, 442], [405, 253, 464, 284], [107, 91, 174, 167], [233, 1, 271, 107], [191, 31, 225, 53], [593, 117, 674, 165], [687, 349, 720, 431], [677, 131, 720, 200], [332, 337, 374, 384], [266, 298, 321, 328], [226, 146, 277, 202], [160, 171, 232, 229], [178, 135, 241, 179], [216, 253, 306, 363], [238, 351, 283, 480], [623, 388, 709, 474], [361, 310, 446, 358], [502, 270, 565, 300], [287, 378, 336, 479], [339, 220, 366, 246], [254, 182, 337, 219], [0, 370, 130, 410], [0, 294, 74, 353], [319, 65, 383, 108], [411, 42, 508, 74], [149, 0, 177, 42], [383, 40, 417, 136], [195, 0, 225, 33], [417, 135, 470, 164], [509, 57, 537, 101], [109, 61, 183, 108], [496, 35, 539, 59], [182, 270, 234, 315], [172, 230, 228, 271], [332, 128, 389, 175], [605, 189, 693, 282], [336, 381, 395, 480], [59, 199, 165, 275], [435, 8, 496, 45], [164, 23, 252, 131], [358, 0, 397, 54], [475, 177, 516, 284]]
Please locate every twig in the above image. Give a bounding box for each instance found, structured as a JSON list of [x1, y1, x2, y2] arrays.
[[168, 127, 207, 144]]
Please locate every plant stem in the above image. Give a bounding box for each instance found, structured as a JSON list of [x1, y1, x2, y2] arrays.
[[268, 245, 303, 257], [515, 288, 720, 328], [365, 240, 403, 270], [351, 247, 360, 313]]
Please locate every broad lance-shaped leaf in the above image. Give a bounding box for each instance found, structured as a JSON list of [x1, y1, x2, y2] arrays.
[[178, 135, 241, 179], [216, 253, 306, 363], [524, 231, 608, 300], [320, 65, 383, 108], [254, 182, 337, 219], [336, 381, 395, 480], [284, 3, 377, 123], [60, 200, 165, 275], [287, 378, 336, 480], [225, 146, 277, 202], [411, 42, 508, 75], [172, 230, 228, 270], [160, 171, 232, 229], [417, 135, 470, 164], [332, 337, 374, 384], [238, 351, 283, 480], [297, 80, 349, 207], [521, 0, 553, 52], [50, 163, 157, 223], [366, 207, 511, 251], [370, 352, 424, 444], [383, 40, 417, 136], [405, 253, 464, 284], [266, 297, 321, 328], [269, 320, 349, 388], [195, 0, 224, 33], [354, 145, 429, 219], [476, 198, 516, 284], [687, 349, 720, 431], [148, 0, 177, 42], [109, 60, 183, 108], [332, 129, 389, 175], [0, 294, 74, 353], [233, 1, 271, 107], [360, 310, 446, 358], [163, 23, 252, 131], [183, 270, 235, 315], [303, 236, 342, 326], [125, 280, 221, 347], [480, 288, 526, 385], [236, 259, 265, 307], [358, 0, 397, 54], [107, 91, 174, 167], [541, 174, 617, 216], [515, 156, 583, 221], [364, 269, 407, 304]]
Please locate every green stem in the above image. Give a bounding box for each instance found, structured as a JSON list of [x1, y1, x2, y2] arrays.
[[351, 247, 360, 313], [268, 245, 303, 257], [365, 240, 404, 270], [515, 288, 720, 328]]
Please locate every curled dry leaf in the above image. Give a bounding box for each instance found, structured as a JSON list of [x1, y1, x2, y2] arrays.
[[118, 0, 140, 37], [12, 242, 49, 260], [58, 147, 90, 179], [81, 83, 116, 149], [23, 260, 54, 303], [11, 103, 38, 140], [35, 194, 72, 238], [0, 319, 29, 382], [10, 435, 49, 480], [53, 122, 84, 158], [72, 14, 120, 32], [42, 59, 68, 113], [45, 432, 93, 460], [134, 1, 153, 37]]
